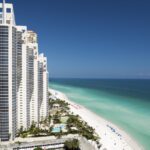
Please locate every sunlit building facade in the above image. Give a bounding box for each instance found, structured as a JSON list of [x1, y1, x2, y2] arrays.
[[0, 1, 49, 141], [0, 1, 17, 142], [26, 31, 40, 125], [38, 54, 49, 121]]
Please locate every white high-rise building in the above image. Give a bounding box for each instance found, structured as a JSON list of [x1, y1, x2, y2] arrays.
[[26, 31, 39, 125], [16, 26, 30, 130], [0, 1, 49, 141], [17, 30, 41, 129], [38, 54, 49, 121], [0, 1, 17, 142]]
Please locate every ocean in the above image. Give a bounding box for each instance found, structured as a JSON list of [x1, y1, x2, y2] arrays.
[[49, 79, 150, 150]]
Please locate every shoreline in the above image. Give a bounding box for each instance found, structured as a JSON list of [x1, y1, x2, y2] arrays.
[[49, 88, 143, 150]]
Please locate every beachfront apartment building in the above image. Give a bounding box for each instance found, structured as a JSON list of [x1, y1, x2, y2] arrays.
[[0, 1, 17, 142], [0, 1, 49, 142], [26, 31, 40, 125], [38, 54, 49, 121], [16, 26, 30, 130]]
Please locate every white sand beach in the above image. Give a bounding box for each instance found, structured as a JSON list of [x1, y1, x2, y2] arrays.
[[49, 88, 143, 150]]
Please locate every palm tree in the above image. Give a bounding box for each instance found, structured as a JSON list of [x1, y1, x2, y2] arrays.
[[32, 127, 40, 136], [34, 147, 43, 150], [64, 139, 80, 150], [29, 122, 36, 133]]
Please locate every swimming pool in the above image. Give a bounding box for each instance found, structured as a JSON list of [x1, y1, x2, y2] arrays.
[[52, 124, 66, 133]]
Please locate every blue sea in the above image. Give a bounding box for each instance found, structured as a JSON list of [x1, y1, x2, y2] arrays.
[[49, 79, 150, 150]]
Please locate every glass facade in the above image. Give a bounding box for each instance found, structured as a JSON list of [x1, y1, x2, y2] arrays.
[[0, 2, 49, 141], [0, 26, 9, 141], [17, 30, 25, 128], [38, 61, 43, 119], [17, 31, 22, 91], [12, 27, 17, 140], [27, 47, 34, 124], [0, 26, 17, 141]]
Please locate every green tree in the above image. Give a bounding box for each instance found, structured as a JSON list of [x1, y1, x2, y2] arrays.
[[29, 122, 36, 133], [64, 139, 80, 150], [33, 127, 40, 136], [21, 133, 27, 138]]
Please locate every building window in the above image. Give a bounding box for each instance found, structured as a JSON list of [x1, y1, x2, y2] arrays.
[[6, 20, 11, 24], [6, 8, 11, 13]]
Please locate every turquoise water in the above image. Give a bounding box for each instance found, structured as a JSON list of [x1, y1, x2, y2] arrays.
[[52, 127, 61, 133], [52, 124, 65, 133], [49, 79, 150, 150]]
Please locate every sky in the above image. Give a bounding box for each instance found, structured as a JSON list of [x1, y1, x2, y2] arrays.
[[11, 0, 150, 78]]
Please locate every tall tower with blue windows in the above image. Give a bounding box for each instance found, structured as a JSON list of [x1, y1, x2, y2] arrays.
[[0, 0, 17, 141], [0, 0, 49, 142]]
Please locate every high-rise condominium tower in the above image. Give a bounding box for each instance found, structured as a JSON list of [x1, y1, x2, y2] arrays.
[[0, 1, 17, 142], [17, 26, 30, 130], [0, 1, 49, 142], [26, 31, 39, 125], [38, 54, 49, 121]]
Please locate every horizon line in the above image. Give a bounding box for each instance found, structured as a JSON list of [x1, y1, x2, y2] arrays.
[[49, 77, 150, 80]]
